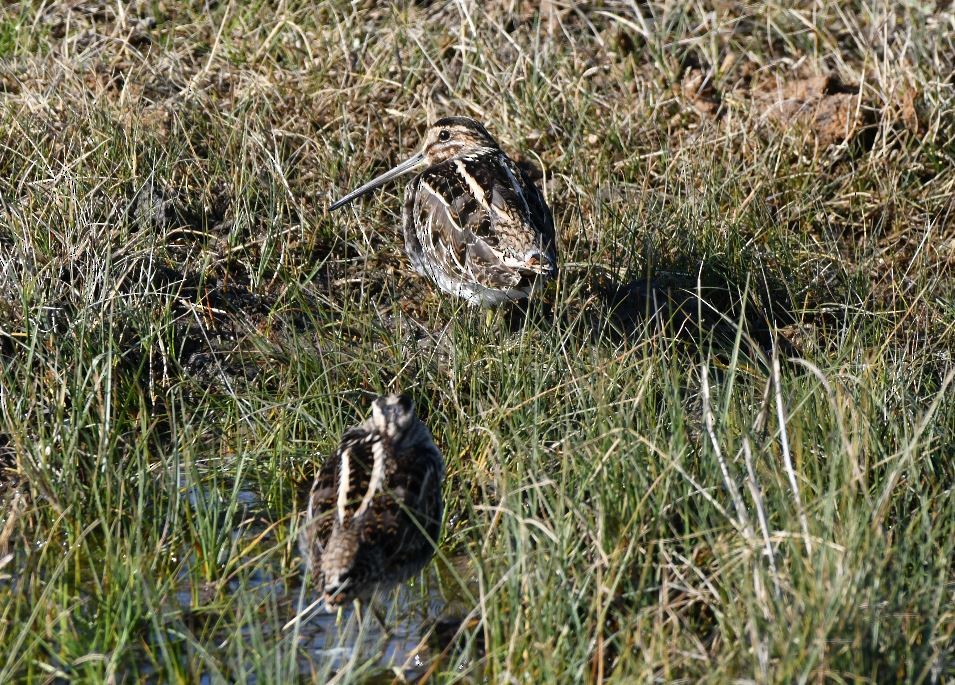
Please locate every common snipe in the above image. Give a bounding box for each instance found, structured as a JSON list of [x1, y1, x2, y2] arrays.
[[329, 117, 558, 306], [298, 395, 444, 608]]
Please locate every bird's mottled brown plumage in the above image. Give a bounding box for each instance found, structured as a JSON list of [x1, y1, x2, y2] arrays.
[[298, 395, 444, 607], [329, 116, 557, 306]]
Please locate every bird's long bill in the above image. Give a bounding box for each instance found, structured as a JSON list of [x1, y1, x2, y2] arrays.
[[328, 152, 427, 211]]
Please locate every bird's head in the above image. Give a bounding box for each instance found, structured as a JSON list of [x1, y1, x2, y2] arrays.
[[369, 394, 417, 443], [328, 117, 498, 211], [419, 116, 499, 165]]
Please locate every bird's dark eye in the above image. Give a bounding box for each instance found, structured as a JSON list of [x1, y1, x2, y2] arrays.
[[438, 130, 450, 142]]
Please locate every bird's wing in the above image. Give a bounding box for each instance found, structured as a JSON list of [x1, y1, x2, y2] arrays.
[[300, 427, 374, 564], [359, 441, 443, 569], [411, 151, 548, 290], [515, 163, 557, 264]]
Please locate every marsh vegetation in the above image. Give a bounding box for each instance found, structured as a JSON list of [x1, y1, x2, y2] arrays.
[[0, 1, 953, 682]]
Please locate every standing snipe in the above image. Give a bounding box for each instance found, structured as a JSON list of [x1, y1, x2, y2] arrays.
[[298, 394, 444, 608], [329, 116, 558, 306]]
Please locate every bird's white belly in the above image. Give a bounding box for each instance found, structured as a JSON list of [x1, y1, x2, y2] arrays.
[[408, 250, 529, 306]]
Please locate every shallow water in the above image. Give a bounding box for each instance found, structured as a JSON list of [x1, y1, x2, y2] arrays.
[[284, 554, 478, 681]]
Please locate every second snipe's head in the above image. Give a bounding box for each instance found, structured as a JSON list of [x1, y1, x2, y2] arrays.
[[368, 393, 418, 445]]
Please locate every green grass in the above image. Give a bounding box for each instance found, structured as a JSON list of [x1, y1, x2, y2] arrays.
[[1, 1, 953, 682]]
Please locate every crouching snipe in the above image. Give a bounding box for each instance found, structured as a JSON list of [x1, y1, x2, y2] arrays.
[[298, 395, 444, 609], [329, 117, 558, 306]]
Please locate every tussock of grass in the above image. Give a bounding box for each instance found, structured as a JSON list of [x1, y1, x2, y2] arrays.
[[1, 1, 953, 682]]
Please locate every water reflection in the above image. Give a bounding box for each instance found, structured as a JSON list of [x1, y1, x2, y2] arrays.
[[170, 486, 478, 681], [291, 560, 478, 682], [156, 477, 482, 683]]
